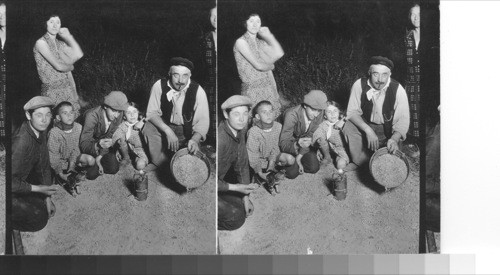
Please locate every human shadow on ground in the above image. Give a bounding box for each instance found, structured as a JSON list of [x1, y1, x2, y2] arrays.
[[355, 167, 387, 194], [123, 178, 137, 197], [150, 165, 187, 195], [323, 177, 335, 195], [323, 177, 338, 201]]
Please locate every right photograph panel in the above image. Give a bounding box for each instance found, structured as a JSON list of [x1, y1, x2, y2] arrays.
[[217, 0, 437, 254]]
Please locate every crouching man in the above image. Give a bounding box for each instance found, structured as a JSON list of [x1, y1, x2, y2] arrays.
[[218, 95, 258, 231], [12, 96, 59, 231], [79, 91, 129, 179], [343, 56, 410, 169], [142, 57, 210, 171]]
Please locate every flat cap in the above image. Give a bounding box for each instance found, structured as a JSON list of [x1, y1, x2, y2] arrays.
[[221, 95, 253, 110], [170, 57, 194, 71], [369, 56, 394, 70], [303, 90, 328, 110], [24, 96, 55, 111], [104, 91, 129, 111]]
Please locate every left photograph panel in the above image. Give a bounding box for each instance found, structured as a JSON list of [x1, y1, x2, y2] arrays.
[[5, 0, 217, 255]]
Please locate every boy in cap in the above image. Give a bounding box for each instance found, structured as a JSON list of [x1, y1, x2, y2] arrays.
[[218, 95, 259, 231], [343, 56, 410, 169], [279, 90, 328, 179], [48, 101, 94, 196], [80, 91, 129, 179], [12, 96, 59, 231], [142, 57, 210, 171]]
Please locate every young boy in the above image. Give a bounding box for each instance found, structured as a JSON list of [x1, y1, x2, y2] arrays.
[[247, 100, 294, 194], [48, 101, 95, 196]]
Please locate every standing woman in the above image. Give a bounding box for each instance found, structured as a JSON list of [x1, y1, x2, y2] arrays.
[[200, 6, 217, 147], [33, 14, 84, 118], [233, 13, 284, 118], [0, 2, 6, 150], [404, 4, 420, 143]]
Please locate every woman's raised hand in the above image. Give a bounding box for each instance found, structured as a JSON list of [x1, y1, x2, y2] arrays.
[[258, 26, 273, 39], [257, 26, 284, 62], [58, 27, 72, 40]]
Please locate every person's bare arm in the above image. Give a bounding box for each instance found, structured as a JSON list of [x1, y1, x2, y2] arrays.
[[235, 38, 274, 71], [31, 185, 59, 195], [258, 27, 284, 63], [188, 86, 210, 154], [35, 39, 74, 72], [58, 28, 84, 64]]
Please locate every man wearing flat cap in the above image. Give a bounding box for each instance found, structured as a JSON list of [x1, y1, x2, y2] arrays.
[[80, 91, 129, 179], [218, 95, 258, 231], [12, 96, 59, 231], [343, 56, 410, 169], [279, 90, 328, 179], [142, 57, 209, 171]]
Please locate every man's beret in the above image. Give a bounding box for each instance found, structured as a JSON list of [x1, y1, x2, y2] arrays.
[[170, 57, 194, 71], [221, 95, 253, 110], [369, 56, 394, 70], [23, 96, 55, 111]]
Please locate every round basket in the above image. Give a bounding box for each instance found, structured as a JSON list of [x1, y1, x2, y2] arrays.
[[369, 147, 410, 189], [170, 148, 211, 191]]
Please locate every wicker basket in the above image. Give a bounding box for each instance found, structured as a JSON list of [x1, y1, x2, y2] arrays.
[[369, 147, 410, 189], [170, 148, 211, 191]]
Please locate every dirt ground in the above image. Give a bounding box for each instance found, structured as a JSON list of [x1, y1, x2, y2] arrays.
[[19, 146, 216, 255], [218, 145, 420, 254]]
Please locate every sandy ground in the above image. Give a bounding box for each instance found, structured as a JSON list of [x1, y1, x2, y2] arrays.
[[219, 145, 420, 254], [19, 146, 216, 255]]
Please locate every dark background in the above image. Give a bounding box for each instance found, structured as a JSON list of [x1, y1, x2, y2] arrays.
[[218, 0, 439, 126], [6, 0, 439, 129], [7, 0, 216, 129]]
